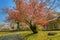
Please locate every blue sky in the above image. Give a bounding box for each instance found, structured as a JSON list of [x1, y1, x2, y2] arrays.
[[0, 0, 60, 24], [0, 0, 15, 24]]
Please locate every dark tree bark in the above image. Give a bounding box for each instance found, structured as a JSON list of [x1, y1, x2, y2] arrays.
[[29, 21, 38, 34], [30, 25, 38, 34]]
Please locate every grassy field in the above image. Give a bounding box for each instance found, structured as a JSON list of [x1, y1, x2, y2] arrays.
[[0, 31, 60, 40]]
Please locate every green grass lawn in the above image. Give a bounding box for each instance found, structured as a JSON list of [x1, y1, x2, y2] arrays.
[[0, 31, 60, 40]]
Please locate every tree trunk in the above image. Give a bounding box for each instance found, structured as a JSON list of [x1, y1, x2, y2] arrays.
[[16, 22, 20, 31], [29, 23, 38, 34]]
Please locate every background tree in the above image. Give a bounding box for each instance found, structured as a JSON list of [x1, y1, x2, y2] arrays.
[[6, 10, 23, 31]]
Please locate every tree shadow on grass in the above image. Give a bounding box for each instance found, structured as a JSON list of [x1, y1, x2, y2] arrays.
[[23, 33, 36, 40]]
